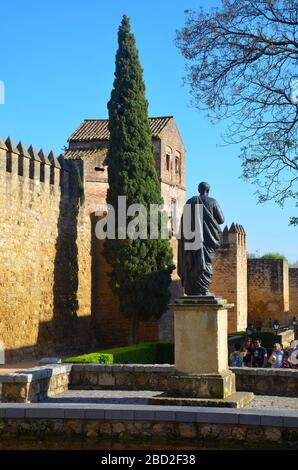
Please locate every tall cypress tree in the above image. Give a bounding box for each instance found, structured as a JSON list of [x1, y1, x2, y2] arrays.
[[104, 15, 174, 343]]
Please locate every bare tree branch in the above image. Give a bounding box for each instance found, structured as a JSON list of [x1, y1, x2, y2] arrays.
[[176, 0, 298, 223]]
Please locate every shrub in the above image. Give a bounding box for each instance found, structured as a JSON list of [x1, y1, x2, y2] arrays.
[[64, 342, 174, 364], [261, 252, 286, 260], [64, 352, 113, 364]]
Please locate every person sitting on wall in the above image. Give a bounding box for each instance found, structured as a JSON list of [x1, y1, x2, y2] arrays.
[[268, 343, 284, 368], [252, 338, 268, 368], [273, 319, 280, 333], [281, 350, 291, 368], [268, 318, 273, 329], [242, 337, 254, 367], [229, 343, 245, 367], [246, 322, 255, 336]]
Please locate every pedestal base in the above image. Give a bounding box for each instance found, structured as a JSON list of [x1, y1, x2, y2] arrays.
[[148, 391, 254, 409], [168, 370, 236, 399]]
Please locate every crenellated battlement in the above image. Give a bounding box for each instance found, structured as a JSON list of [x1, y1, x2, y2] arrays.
[[0, 136, 79, 193], [0, 135, 92, 360], [212, 221, 248, 332], [221, 222, 246, 247]]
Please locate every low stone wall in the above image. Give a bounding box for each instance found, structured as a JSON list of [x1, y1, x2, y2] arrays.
[[1, 364, 298, 402], [70, 364, 234, 399], [70, 364, 174, 390], [0, 404, 297, 448], [232, 367, 298, 397], [0, 365, 71, 403]]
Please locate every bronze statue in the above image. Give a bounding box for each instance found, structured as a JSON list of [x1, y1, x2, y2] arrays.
[[178, 182, 224, 296]]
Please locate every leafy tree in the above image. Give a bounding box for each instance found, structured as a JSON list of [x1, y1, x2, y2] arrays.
[[176, 0, 298, 224], [261, 252, 287, 260], [103, 16, 174, 344]]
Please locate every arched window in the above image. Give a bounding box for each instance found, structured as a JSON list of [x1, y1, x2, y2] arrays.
[[165, 146, 172, 172]]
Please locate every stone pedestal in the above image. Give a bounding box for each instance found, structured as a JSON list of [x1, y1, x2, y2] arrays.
[[173, 295, 232, 375], [165, 295, 252, 404]]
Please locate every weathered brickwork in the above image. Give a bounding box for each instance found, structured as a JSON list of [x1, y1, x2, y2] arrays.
[[248, 259, 290, 325], [289, 268, 298, 319], [211, 224, 247, 332], [0, 138, 92, 360]]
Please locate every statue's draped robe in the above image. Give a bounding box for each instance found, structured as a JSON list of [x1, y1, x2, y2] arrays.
[[178, 195, 224, 295]]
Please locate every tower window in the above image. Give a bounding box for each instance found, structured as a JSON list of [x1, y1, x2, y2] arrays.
[[165, 146, 172, 172], [166, 154, 170, 171]]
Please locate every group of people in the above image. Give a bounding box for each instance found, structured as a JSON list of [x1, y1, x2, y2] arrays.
[[246, 317, 297, 335], [229, 338, 298, 368]]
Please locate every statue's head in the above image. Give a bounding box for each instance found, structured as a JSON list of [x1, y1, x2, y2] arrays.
[[198, 181, 210, 195]]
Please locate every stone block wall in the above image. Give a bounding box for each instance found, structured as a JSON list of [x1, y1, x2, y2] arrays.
[[211, 224, 247, 332], [231, 367, 298, 397], [247, 258, 289, 325], [289, 268, 298, 320], [0, 137, 92, 360]]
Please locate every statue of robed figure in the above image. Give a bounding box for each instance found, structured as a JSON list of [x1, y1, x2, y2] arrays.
[[178, 182, 225, 296]]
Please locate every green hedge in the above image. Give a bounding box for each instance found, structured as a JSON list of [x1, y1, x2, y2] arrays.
[[64, 342, 174, 364]]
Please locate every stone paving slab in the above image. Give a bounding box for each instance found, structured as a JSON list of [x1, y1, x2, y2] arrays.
[[148, 391, 254, 408], [42, 389, 298, 411]]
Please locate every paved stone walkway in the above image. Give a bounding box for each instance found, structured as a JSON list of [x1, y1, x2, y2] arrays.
[[44, 390, 298, 409], [248, 395, 298, 409], [0, 360, 38, 375], [45, 390, 163, 404]]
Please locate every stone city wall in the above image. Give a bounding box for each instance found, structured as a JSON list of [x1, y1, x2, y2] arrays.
[[0, 137, 92, 360], [290, 268, 298, 319], [212, 224, 247, 333], [248, 258, 289, 325]]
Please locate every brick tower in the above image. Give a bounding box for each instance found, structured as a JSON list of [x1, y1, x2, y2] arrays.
[[211, 223, 248, 332]]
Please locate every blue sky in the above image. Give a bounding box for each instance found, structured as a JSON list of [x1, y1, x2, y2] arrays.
[[0, 0, 297, 261]]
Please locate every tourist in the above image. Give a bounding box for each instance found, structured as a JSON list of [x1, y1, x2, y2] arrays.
[[252, 338, 268, 368], [268, 343, 284, 368], [246, 322, 255, 336], [273, 319, 280, 333], [256, 319, 262, 331], [229, 343, 245, 367], [281, 350, 291, 368], [292, 316, 297, 327], [242, 337, 254, 367], [268, 318, 273, 329]]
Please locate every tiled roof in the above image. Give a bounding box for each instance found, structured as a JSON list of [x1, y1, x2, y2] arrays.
[[63, 148, 107, 162], [68, 116, 173, 142]]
